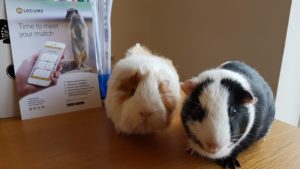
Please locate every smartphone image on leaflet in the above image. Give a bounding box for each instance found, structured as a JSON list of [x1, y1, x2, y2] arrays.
[[27, 41, 65, 87]]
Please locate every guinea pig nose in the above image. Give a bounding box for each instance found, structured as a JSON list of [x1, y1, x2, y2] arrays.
[[139, 112, 151, 118], [205, 142, 220, 153]]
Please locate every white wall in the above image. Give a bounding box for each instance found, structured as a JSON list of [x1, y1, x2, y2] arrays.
[[276, 0, 300, 127]]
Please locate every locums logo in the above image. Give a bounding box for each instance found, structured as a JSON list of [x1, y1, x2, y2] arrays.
[[16, 7, 44, 14]]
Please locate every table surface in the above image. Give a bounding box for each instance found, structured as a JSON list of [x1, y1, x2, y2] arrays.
[[1, 106, 300, 169]]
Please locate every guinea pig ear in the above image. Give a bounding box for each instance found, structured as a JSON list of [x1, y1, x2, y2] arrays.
[[159, 80, 177, 115], [181, 80, 197, 95], [118, 72, 141, 97], [241, 90, 258, 105]]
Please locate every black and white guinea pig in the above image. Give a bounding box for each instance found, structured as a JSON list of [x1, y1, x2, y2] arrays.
[[181, 61, 275, 169], [105, 43, 181, 134]]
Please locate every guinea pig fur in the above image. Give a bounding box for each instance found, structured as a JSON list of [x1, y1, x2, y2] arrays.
[[105, 43, 181, 135], [181, 61, 275, 169]]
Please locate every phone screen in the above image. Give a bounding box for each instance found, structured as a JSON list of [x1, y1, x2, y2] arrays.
[[27, 41, 65, 87]]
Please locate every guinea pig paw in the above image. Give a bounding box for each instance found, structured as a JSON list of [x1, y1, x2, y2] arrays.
[[185, 146, 197, 156], [217, 157, 241, 169], [118, 131, 127, 136], [114, 128, 128, 136]]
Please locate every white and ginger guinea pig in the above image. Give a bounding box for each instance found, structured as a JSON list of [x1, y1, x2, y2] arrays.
[[181, 61, 275, 169], [105, 43, 181, 135]]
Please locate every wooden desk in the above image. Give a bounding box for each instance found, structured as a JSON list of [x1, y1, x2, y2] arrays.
[[1, 107, 300, 169]]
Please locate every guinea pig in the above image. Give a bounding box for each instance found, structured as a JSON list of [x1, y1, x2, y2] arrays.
[[105, 43, 181, 135], [181, 61, 275, 169]]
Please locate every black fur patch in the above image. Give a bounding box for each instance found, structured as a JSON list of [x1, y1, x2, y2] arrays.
[[221, 79, 250, 143], [181, 78, 213, 123], [217, 156, 241, 169], [221, 79, 253, 104]]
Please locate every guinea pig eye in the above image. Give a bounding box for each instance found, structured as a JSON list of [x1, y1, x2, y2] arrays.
[[130, 88, 136, 96], [228, 106, 237, 118]]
